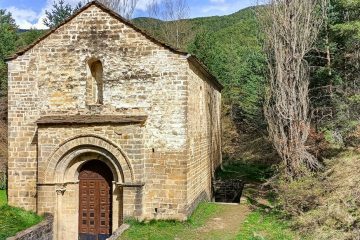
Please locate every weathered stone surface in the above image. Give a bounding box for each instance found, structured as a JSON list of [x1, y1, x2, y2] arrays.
[[106, 224, 130, 240], [7, 2, 222, 240], [36, 114, 147, 125]]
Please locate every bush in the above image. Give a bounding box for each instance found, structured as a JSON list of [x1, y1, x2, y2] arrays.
[[273, 173, 325, 217], [272, 151, 360, 240], [345, 125, 360, 148]]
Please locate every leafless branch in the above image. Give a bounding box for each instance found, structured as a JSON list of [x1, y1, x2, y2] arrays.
[[258, 0, 328, 179], [85, 0, 139, 19], [146, 0, 191, 49]]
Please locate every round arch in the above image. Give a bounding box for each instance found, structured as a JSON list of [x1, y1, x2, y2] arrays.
[[43, 134, 134, 184]]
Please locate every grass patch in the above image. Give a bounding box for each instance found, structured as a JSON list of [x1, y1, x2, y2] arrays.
[[216, 162, 274, 182], [0, 190, 43, 240], [120, 202, 225, 240], [188, 202, 223, 227], [0, 190, 6, 206], [237, 210, 296, 240], [121, 220, 184, 240]]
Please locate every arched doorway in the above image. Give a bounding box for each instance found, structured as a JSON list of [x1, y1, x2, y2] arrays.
[[78, 160, 113, 240]]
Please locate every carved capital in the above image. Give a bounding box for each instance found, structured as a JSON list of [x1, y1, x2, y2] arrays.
[[55, 184, 66, 195]]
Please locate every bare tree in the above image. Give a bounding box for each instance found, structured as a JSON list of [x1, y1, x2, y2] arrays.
[[146, 0, 191, 49], [259, 0, 327, 179], [85, 0, 139, 19]]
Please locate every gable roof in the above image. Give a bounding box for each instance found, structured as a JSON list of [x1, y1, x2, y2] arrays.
[[6, 1, 223, 91]]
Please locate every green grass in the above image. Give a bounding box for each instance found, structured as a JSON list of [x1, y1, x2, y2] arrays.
[[121, 202, 296, 240], [237, 210, 296, 240], [0, 190, 43, 240], [0, 190, 6, 206], [188, 202, 223, 227], [120, 202, 225, 240]]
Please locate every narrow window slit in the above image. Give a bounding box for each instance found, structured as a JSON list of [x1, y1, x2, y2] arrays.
[[87, 58, 103, 105]]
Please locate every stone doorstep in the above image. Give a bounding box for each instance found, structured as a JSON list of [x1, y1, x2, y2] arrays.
[[107, 224, 130, 240]]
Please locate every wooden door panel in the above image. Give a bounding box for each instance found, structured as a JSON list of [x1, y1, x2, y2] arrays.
[[79, 161, 112, 240]]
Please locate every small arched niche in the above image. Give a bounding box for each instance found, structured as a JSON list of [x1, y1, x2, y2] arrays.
[[87, 58, 104, 105]]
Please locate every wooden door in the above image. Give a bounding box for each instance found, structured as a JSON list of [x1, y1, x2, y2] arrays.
[[79, 161, 112, 240]]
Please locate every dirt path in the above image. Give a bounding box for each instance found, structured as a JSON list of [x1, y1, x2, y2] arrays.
[[184, 183, 271, 240], [197, 203, 251, 240], [178, 203, 251, 240]]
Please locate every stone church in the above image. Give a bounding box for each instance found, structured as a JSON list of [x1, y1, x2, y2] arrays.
[[6, 1, 222, 239]]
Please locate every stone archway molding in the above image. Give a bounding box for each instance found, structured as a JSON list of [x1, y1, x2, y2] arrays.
[[42, 134, 134, 183], [58, 148, 121, 183]]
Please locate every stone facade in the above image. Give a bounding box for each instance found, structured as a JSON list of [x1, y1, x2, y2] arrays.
[[6, 1, 222, 239]]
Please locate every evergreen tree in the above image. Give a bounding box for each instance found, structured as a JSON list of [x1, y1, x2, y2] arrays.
[[43, 0, 83, 29], [16, 29, 45, 49], [0, 10, 18, 95], [310, 0, 360, 145], [189, 9, 266, 131]]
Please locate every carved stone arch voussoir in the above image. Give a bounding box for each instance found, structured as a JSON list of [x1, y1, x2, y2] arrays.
[[43, 134, 134, 183]]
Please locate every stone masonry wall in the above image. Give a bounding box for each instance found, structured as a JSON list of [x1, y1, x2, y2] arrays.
[[186, 64, 222, 214], [36, 124, 144, 212], [143, 150, 189, 220], [7, 4, 189, 215]]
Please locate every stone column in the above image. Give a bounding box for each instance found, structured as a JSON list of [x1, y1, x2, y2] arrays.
[[55, 184, 66, 240]]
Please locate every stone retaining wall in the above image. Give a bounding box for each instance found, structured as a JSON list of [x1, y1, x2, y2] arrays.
[[106, 224, 130, 240], [213, 179, 244, 203], [7, 215, 53, 240]]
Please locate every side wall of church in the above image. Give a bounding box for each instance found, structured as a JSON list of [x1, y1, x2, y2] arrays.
[[186, 64, 222, 215]]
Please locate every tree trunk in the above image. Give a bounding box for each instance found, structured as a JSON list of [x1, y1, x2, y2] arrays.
[[259, 0, 327, 179]]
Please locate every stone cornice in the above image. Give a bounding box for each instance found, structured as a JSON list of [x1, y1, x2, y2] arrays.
[[36, 115, 147, 125]]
